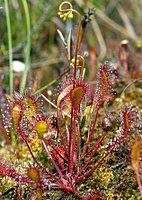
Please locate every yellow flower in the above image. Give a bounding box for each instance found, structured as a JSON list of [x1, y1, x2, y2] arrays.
[[58, 1, 73, 21]]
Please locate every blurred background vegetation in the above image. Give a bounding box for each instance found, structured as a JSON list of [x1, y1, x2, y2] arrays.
[[0, 0, 142, 91]]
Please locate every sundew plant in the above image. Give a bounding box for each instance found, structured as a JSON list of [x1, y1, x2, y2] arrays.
[[0, 1, 142, 200]]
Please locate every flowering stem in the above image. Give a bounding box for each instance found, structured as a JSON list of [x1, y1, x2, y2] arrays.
[[73, 20, 82, 80], [58, 1, 82, 81]]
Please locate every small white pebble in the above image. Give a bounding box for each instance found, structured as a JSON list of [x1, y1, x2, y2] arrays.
[[12, 60, 26, 72]]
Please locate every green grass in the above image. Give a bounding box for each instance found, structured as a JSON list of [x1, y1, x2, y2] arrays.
[[20, 0, 31, 94], [4, 0, 13, 95]]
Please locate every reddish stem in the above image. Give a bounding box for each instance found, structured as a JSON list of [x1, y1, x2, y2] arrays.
[[89, 46, 96, 102], [136, 173, 142, 197], [68, 107, 74, 174], [42, 139, 65, 180], [134, 53, 142, 74], [123, 61, 129, 78], [74, 133, 106, 183], [14, 176, 35, 185], [17, 124, 59, 182], [57, 109, 68, 154], [77, 122, 81, 171], [52, 145, 67, 163], [70, 114, 77, 175], [82, 108, 99, 157], [76, 129, 127, 183]]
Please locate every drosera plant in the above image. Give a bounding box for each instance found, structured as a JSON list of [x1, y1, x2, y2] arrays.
[[131, 139, 142, 197], [118, 39, 142, 80], [0, 1, 141, 199]]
